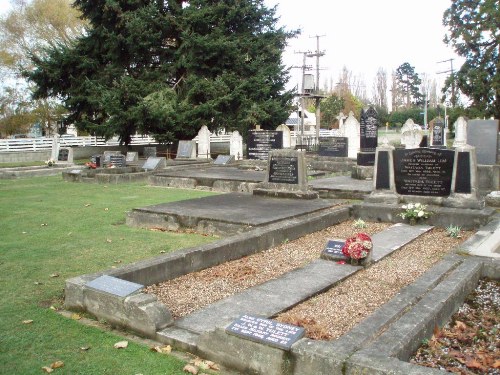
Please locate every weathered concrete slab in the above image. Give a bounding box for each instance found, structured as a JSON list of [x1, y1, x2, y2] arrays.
[[310, 175, 373, 199], [127, 193, 339, 230]]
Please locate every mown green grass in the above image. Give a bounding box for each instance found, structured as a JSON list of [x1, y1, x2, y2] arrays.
[[0, 176, 218, 374]]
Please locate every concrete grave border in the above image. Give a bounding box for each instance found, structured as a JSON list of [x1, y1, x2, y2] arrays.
[[65, 208, 500, 375]]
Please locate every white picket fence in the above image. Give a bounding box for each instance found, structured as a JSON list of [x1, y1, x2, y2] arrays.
[[1, 129, 343, 152], [0, 135, 158, 152]]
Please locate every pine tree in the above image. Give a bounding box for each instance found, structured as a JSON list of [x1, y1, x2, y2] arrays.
[[26, 0, 298, 144], [443, 0, 499, 118]]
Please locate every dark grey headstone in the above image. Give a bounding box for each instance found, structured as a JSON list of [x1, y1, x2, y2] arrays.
[[86, 275, 143, 297], [394, 148, 455, 196], [268, 155, 299, 184], [214, 155, 234, 165], [247, 130, 283, 160], [467, 119, 499, 165], [375, 151, 390, 189], [318, 137, 348, 157], [431, 118, 445, 146], [455, 151, 471, 194], [357, 152, 375, 166], [226, 314, 305, 350], [360, 106, 378, 152], [58, 148, 69, 161], [419, 135, 428, 148]]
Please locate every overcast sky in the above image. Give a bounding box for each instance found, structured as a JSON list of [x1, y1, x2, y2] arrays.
[[1, 0, 462, 98], [265, 0, 463, 95]]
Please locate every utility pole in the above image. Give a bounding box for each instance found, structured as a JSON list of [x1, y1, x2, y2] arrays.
[[437, 58, 456, 107], [292, 51, 312, 146], [307, 35, 326, 142]]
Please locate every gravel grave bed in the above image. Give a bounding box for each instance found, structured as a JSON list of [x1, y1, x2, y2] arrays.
[[145, 220, 473, 341]]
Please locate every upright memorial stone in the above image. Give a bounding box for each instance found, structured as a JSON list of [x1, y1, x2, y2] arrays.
[[357, 106, 378, 165], [109, 154, 126, 167], [337, 112, 347, 135], [467, 119, 499, 165], [103, 151, 122, 165], [430, 117, 445, 147], [197, 125, 211, 159], [247, 130, 283, 160], [344, 111, 360, 159], [57, 147, 73, 163], [176, 140, 196, 159], [252, 149, 318, 199], [229, 130, 243, 160], [276, 124, 291, 148], [452, 116, 468, 148], [126, 152, 139, 164], [318, 137, 348, 157]]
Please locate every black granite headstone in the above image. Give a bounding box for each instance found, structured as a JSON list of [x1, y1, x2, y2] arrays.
[[247, 130, 283, 160], [318, 137, 348, 157], [226, 314, 305, 350], [431, 119, 444, 146], [58, 148, 69, 161], [375, 151, 390, 189], [419, 135, 428, 148], [360, 107, 378, 152], [268, 155, 298, 184], [393, 148, 455, 196], [455, 151, 471, 194]]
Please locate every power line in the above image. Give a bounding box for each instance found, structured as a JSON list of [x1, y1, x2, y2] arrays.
[[437, 58, 456, 107]]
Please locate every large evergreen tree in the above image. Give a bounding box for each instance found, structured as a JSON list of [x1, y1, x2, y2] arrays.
[[443, 0, 499, 119], [26, 0, 298, 144], [394, 62, 422, 109]]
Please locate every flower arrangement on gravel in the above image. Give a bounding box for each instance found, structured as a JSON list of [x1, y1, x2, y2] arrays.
[[342, 233, 372, 264], [398, 203, 431, 224]]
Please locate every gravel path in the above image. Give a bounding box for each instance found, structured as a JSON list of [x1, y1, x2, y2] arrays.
[[145, 220, 472, 340]]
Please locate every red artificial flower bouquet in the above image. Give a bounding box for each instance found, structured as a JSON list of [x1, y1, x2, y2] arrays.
[[342, 233, 373, 265]]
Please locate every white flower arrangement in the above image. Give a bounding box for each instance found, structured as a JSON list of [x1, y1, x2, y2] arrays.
[[399, 203, 431, 222], [45, 159, 56, 167]]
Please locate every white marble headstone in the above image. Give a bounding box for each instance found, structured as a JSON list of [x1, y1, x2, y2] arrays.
[[344, 111, 360, 158], [276, 124, 291, 148], [197, 125, 211, 159], [230, 130, 243, 160], [452, 116, 468, 148]]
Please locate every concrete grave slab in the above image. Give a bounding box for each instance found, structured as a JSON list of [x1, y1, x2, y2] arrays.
[[127, 193, 339, 235]]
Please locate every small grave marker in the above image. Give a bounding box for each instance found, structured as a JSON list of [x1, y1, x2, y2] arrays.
[[126, 152, 139, 163], [321, 239, 348, 261], [214, 155, 234, 165], [109, 154, 126, 167], [142, 157, 166, 171], [226, 314, 305, 350], [86, 275, 143, 298], [144, 147, 157, 158]]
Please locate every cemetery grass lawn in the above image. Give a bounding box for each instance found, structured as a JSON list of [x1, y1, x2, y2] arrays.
[[0, 176, 218, 374]]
